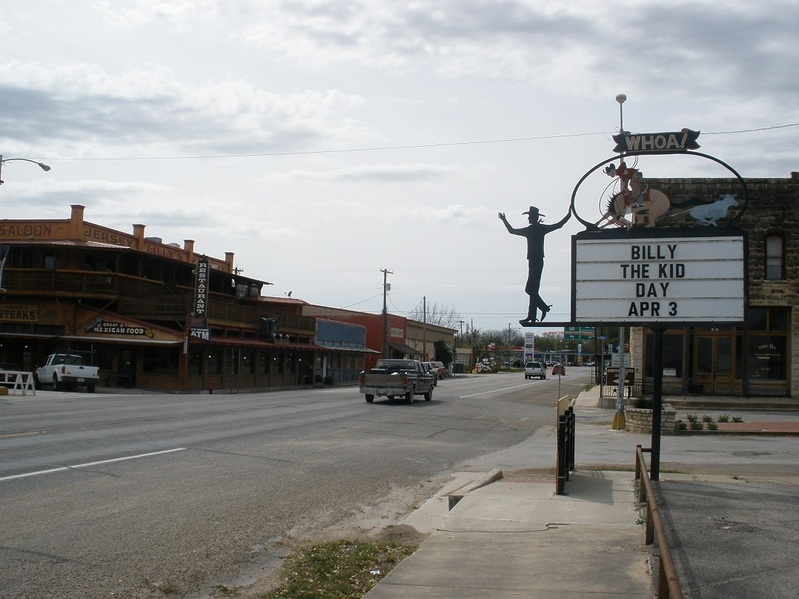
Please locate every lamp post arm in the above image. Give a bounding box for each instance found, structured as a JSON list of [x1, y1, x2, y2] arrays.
[[0, 154, 52, 186]]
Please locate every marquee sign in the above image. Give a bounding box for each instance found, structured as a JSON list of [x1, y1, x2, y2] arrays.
[[572, 231, 746, 325]]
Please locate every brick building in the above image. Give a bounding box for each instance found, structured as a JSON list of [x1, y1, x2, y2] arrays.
[[628, 173, 799, 399]]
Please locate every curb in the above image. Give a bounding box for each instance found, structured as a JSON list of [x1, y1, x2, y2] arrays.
[[446, 468, 504, 510]]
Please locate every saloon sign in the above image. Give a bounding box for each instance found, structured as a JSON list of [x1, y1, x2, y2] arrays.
[[612, 128, 700, 154]]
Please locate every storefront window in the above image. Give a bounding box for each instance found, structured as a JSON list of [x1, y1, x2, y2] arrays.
[[143, 348, 179, 373], [242, 350, 254, 374], [188, 350, 203, 375], [208, 350, 221, 374], [258, 351, 269, 374], [748, 335, 786, 380], [271, 353, 282, 374], [644, 331, 684, 378], [747, 307, 789, 381]]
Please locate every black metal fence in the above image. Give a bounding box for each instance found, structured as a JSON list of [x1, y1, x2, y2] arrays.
[[556, 406, 575, 495]]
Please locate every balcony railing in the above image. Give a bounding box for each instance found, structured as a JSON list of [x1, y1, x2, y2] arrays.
[[5, 269, 316, 334], [4, 269, 168, 297]]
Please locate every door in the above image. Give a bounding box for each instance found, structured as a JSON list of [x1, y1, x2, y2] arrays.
[[694, 335, 734, 394]]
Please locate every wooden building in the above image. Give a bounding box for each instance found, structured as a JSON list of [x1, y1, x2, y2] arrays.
[[0, 205, 373, 392]]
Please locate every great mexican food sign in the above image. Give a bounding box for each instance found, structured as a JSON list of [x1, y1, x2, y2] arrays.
[[572, 232, 746, 324]]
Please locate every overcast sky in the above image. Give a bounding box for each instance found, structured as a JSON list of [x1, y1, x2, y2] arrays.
[[2, 1, 797, 334]]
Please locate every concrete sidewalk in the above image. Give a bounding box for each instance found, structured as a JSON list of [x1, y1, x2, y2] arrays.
[[365, 470, 649, 598], [365, 387, 799, 598]]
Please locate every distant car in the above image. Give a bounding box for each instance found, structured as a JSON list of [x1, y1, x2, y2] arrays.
[[421, 362, 438, 386], [429, 361, 445, 379], [0, 363, 20, 372], [524, 361, 546, 380], [552, 363, 566, 376]]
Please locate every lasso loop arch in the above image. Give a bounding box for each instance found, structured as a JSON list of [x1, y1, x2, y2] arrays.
[[569, 150, 749, 231]]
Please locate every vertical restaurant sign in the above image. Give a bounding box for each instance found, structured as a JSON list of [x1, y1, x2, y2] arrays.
[[190, 257, 210, 341], [194, 257, 209, 318]]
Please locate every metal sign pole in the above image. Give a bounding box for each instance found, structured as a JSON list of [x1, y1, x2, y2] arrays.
[[651, 327, 664, 480]]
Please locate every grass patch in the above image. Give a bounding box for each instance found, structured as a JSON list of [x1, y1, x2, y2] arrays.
[[260, 539, 417, 599]]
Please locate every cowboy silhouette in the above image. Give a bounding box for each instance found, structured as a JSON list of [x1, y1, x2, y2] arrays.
[[499, 206, 570, 325]]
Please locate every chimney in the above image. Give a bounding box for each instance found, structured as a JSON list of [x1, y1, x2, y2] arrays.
[[69, 205, 85, 238]]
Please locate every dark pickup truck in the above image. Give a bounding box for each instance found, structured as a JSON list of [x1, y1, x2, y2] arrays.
[[359, 359, 435, 403]]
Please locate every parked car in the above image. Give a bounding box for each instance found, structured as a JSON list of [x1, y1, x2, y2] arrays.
[[523, 361, 546, 380], [421, 362, 438, 386], [34, 353, 100, 392], [552, 363, 566, 376], [429, 361, 446, 379]]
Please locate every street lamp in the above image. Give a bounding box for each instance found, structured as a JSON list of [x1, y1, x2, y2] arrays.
[[0, 155, 51, 187]]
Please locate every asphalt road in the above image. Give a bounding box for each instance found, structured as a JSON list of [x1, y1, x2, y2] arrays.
[[0, 369, 589, 598]]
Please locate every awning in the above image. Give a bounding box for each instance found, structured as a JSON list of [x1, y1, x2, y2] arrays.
[[0, 332, 59, 340], [388, 342, 421, 356], [60, 335, 183, 346], [317, 344, 381, 354], [206, 338, 325, 351]]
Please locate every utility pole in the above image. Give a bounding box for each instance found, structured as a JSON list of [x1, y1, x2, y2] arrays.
[[381, 269, 392, 358], [422, 296, 427, 361]]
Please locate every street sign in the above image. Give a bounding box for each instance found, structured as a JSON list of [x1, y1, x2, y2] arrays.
[[564, 326, 594, 341]]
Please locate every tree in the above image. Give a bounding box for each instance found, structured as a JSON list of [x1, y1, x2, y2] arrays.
[[433, 340, 453, 368], [407, 301, 461, 329]]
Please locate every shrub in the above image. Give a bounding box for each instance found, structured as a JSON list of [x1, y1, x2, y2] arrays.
[[690, 420, 704, 431], [718, 414, 729, 422]]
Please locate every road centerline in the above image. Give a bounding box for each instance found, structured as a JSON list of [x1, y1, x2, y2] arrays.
[[0, 447, 186, 482]]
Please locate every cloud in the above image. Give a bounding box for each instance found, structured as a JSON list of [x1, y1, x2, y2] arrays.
[[0, 61, 367, 157], [280, 163, 461, 183], [232, 0, 799, 104]]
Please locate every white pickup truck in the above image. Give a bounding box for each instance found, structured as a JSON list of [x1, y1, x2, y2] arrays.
[[34, 353, 100, 392]]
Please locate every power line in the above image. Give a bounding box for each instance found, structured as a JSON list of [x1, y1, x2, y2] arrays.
[[47, 121, 799, 163]]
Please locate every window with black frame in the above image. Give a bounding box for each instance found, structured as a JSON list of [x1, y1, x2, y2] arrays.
[[748, 307, 788, 380], [765, 234, 785, 280]]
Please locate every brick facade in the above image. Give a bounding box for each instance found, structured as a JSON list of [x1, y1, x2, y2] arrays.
[[629, 174, 799, 399]]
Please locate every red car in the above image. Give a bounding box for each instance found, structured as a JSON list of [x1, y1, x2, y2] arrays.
[[552, 363, 566, 376]]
